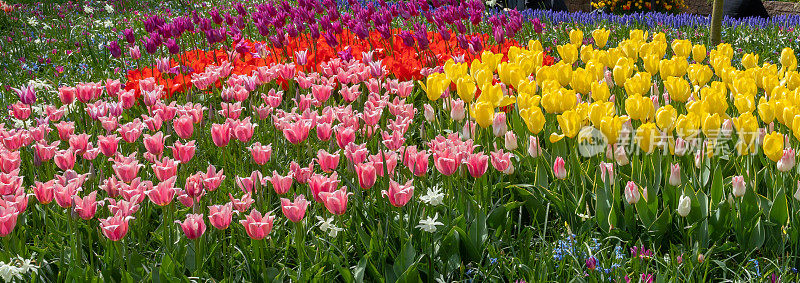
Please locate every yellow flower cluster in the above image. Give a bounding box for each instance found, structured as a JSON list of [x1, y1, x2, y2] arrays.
[[591, 0, 686, 12], [421, 27, 800, 162]]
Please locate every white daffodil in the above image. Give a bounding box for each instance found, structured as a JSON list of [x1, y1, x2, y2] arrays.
[[420, 187, 444, 206], [104, 4, 114, 13], [84, 5, 94, 14], [417, 213, 443, 233]]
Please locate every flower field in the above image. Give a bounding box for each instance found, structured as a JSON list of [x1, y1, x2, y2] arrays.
[[2, 0, 800, 281]]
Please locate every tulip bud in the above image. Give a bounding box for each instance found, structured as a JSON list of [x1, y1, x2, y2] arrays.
[[777, 148, 796, 172], [697, 253, 705, 263], [694, 148, 703, 169], [553, 156, 566, 180], [732, 175, 745, 197], [423, 104, 434, 123], [721, 119, 733, 139], [504, 131, 518, 151], [599, 162, 614, 183], [503, 162, 515, 175], [674, 138, 688, 156], [614, 145, 629, 166], [662, 92, 671, 105], [795, 180, 800, 201], [528, 136, 542, 158], [493, 113, 508, 137], [669, 163, 681, 186], [450, 99, 466, 121], [625, 181, 640, 204], [604, 70, 614, 87], [678, 195, 691, 217], [650, 94, 659, 109]]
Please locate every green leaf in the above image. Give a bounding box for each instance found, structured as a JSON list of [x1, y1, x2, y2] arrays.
[[769, 188, 789, 226], [710, 166, 723, 207], [354, 257, 367, 283]]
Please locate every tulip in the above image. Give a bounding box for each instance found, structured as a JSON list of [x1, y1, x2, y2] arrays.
[[106, 198, 140, 217], [239, 209, 275, 240], [282, 120, 312, 144], [464, 153, 489, 178], [382, 180, 414, 208], [281, 195, 309, 223], [98, 135, 121, 157], [419, 73, 450, 101], [599, 162, 614, 183], [669, 164, 682, 186], [100, 215, 133, 241], [674, 138, 688, 156], [249, 142, 273, 165], [211, 123, 232, 147], [145, 176, 179, 206], [553, 156, 566, 180], [0, 150, 20, 174], [268, 171, 292, 194], [777, 148, 796, 172], [592, 28, 609, 48], [208, 203, 234, 230], [112, 154, 143, 183], [11, 83, 36, 105], [143, 132, 169, 157], [763, 132, 785, 162], [54, 149, 76, 171], [355, 162, 377, 189], [625, 181, 640, 204], [319, 187, 352, 215], [73, 191, 99, 220], [423, 104, 435, 122], [202, 165, 225, 191], [173, 115, 194, 139], [504, 131, 519, 151], [170, 140, 196, 163], [677, 195, 691, 217], [614, 145, 630, 166], [528, 137, 542, 158], [732, 176, 745, 197], [33, 180, 55, 204], [493, 113, 508, 137], [176, 214, 206, 239]]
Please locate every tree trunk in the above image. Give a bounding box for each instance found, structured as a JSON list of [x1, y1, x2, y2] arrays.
[[710, 0, 725, 45]]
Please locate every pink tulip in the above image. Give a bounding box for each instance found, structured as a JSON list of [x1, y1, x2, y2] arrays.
[[98, 134, 121, 156], [68, 133, 89, 153], [0, 150, 21, 174], [118, 120, 143, 143], [54, 149, 76, 171], [100, 215, 133, 241], [465, 153, 489, 178], [173, 115, 194, 139], [170, 140, 196, 163], [311, 84, 333, 104], [176, 214, 206, 239], [599, 162, 614, 183], [33, 180, 55, 204], [112, 154, 143, 183], [55, 121, 75, 141], [202, 165, 225, 191], [319, 187, 352, 215], [249, 142, 272, 165], [281, 195, 309, 223], [10, 103, 31, 120], [317, 149, 340, 173], [239, 209, 275, 240], [493, 112, 507, 137], [73, 191, 99, 220], [344, 143, 369, 165], [316, 122, 333, 141], [335, 125, 356, 149], [142, 114, 163, 132], [229, 193, 254, 212], [208, 203, 234, 230], [289, 161, 314, 184], [355, 162, 377, 189], [152, 157, 180, 182], [268, 171, 292, 194], [0, 206, 19, 237], [233, 117, 256, 142], [143, 132, 169, 157], [625, 181, 640, 204], [433, 152, 458, 176], [106, 198, 140, 217], [58, 86, 76, 105], [553, 156, 567, 180], [282, 120, 312, 144], [145, 176, 179, 206], [732, 175, 745, 197], [669, 164, 682, 187], [778, 148, 796, 172], [99, 117, 119, 132], [368, 151, 398, 177], [122, 178, 151, 204], [211, 123, 232, 147], [490, 150, 512, 173], [236, 171, 263, 194], [185, 173, 205, 199], [382, 180, 414, 207], [308, 172, 339, 202]]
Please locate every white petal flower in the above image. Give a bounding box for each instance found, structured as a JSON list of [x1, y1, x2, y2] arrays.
[[416, 213, 443, 233], [420, 187, 444, 206]]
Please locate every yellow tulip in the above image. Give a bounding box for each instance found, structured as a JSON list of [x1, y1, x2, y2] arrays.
[[473, 68, 493, 90], [671, 39, 692, 58], [481, 51, 503, 72], [702, 113, 722, 140], [643, 54, 660, 75], [456, 76, 477, 103], [535, 66, 554, 87], [629, 29, 648, 43], [592, 28, 610, 48], [732, 75, 757, 98], [624, 72, 652, 97], [792, 115, 800, 142], [664, 76, 691, 102], [675, 113, 701, 139], [599, 115, 629, 145], [419, 72, 450, 101], [692, 44, 706, 63], [619, 40, 640, 60], [470, 101, 495, 128], [554, 62, 573, 87], [557, 43, 579, 65], [517, 89, 540, 110], [571, 67, 592, 95], [591, 80, 611, 102], [542, 87, 577, 114], [742, 53, 759, 70], [781, 47, 797, 72], [569, 29, 584, 47], [757, 97, 775, 124], [625, 94, 655, 122], [557, 109, 582, 138], [528, 39, 543, 53], [687, 64, 713, 86], [470, 59, 488, 77], [443, 59, 468, 81], [701, 83, 729, 116], [636, 123, 659, 154], [656, 105, 677, 132], [520, 106, 546, 134], [585, 59, 604, 82], [498, 62, 525, 89], [785, 71, 800, 91], [580, 45, 595, 63], [763, 132, 785, 162], [613, 57, 634, 87], [588, 101, 615, 126], [734, 94, 756, 114], [733, 112, 759, 154], [652, 32, 666, 43]]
